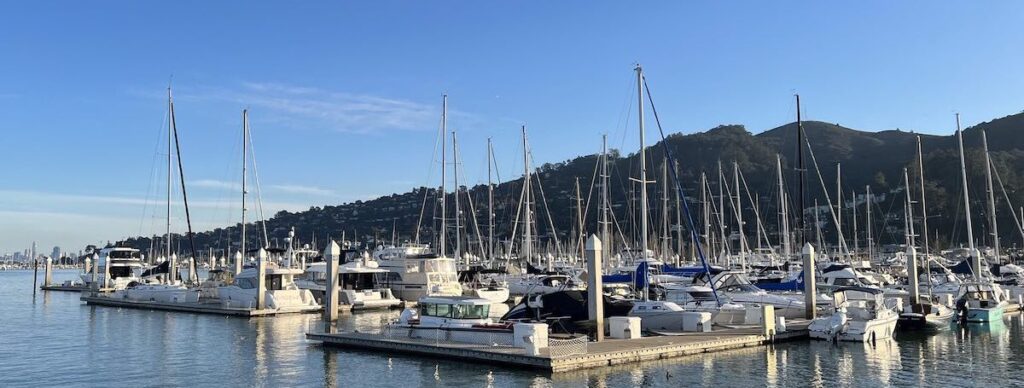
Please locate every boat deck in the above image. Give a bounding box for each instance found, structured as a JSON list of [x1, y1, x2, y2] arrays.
[[307, 321, 810, 372], [81, 295, 321, 317]]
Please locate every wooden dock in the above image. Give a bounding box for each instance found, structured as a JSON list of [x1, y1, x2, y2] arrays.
[[307, 322, 809, 372], [81, 295, 321, 317]]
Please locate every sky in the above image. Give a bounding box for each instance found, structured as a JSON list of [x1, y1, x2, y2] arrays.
[[1, 2, 1022, 255]]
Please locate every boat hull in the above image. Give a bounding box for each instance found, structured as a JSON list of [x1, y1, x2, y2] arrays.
[[965, 306, 1005, 323]]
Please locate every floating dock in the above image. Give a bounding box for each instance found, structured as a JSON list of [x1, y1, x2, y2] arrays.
[[81, 295, 321, 317], [40, 284, 88, 292], [307, 322, 809, 373]]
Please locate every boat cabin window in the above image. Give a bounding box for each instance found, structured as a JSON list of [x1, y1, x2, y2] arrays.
[[832, 278, 859, 286], [236, 277, 257, 289], [424, 259, 456, 273], [109, 266, 133, 278], [108, 250, 141, 259], [419, 302, 490, 319], [405, 262, 421, 273]]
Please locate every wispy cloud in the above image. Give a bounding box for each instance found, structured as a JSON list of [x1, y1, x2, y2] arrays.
[[191, 179, 239, 190], [0, 189, 309, 212], [177, 82, 442, 134], [268, 184, 336, 196]]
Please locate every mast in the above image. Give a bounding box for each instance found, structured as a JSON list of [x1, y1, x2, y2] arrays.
[[777, 155, 791, 257], [166, 88, 173, 263], [487, 137, 495, 261], [795, 94, 807, 247], [522, 126, 533, 267], [982, 129, 1000, 262], [452, 130, 462, 264], [851, 189, 859, 255], [636, 64, 650, 268], [661, 160, 669, 261], [733, 161, 746, 271], [836, 163, 842, 256], [701, 172, 710, 260], [904, 168, 917, 249], [600, 134, 611, 267], [718, 160, 726, 262], [440, 95, 447, 258], [904, 167, 920, 306], [239, 110, 248, 274], [866, 185, 873, 260], [916, 136, 930, 258], [575, 177, 585, 260], [814, 199, 822, 251], [956, 114, 979, 279]]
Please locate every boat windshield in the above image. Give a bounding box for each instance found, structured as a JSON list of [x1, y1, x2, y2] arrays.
[[424, 259, 456, 273], [420, 302, 488, 319], [108, 250, 141, 259]]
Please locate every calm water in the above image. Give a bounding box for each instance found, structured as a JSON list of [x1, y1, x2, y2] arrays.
[[3, 270, 1023, 387]]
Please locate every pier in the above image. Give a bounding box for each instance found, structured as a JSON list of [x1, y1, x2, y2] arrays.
[[308, 322, 809, 373], [81, 294, 321, 317]]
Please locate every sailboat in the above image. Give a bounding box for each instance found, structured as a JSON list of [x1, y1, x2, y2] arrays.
[[953, 121, 1008, 323], [897, 164, 954, 330], [111, 88, 199, 303]]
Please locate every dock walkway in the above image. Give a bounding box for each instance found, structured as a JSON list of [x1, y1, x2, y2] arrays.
[[307, 322, 809, 372], [81, 295, 320, 317]]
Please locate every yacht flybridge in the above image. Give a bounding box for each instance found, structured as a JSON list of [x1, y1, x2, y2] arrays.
[[80, 245, 146, 290], [297, 253, 400, 311], [374, 244, 462, 301]]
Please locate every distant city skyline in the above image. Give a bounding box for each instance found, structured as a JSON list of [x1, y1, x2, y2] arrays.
[[1, 2, 1022, 252]]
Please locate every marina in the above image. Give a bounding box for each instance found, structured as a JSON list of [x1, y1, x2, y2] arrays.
[[5, 3, 1024, 387]]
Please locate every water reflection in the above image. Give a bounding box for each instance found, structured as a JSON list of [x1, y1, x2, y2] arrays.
[[6, 270, 1024, 387]]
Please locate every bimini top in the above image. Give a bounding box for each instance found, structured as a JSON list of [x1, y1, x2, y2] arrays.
[[833, 286, 884, 295], [418, 296, 492, 305]]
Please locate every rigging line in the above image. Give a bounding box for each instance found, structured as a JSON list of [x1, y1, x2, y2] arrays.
[[739, 168, 776, 253], [414, 113, 446, 243], [579, 143, 603, 241], [245, 117, 270, 248], [139, 107, 170, 236], [170, 100, 198, 264], [456, 141, 487, 259], [800, 129, 851, 257], [642, 75, 720, 307], [532, 163, 563, 257], [989, 158, 1024, 244]]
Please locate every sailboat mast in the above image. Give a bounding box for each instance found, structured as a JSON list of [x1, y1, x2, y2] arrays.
[[661, 161, 669, 261], [439, 95, 448, 258], [522, 126, 533, 267], [733, 161, 745, 271], [575, 177, 584, 260], [777, 155, 791, 257], [866, 185, 873, 260], [636, 65, 649, 267], [240, 110, 248, 271], [795, 94, 807, 247], [600, 134, 611, 266], [701, 172, 710, 260], [950, 115, 974, 260], [836, 163, 842, 255], [982, 130, 1000, 261], [166, 88, 173, 262], [916, 136, 930, 257], [452, 130, 462, 264], [487, 137, 495, 262]]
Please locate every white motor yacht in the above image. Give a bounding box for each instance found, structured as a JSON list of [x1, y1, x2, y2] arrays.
[[373, 244, 462, 301], [218, 263, 319, 312], [809, 287, 899, 342], [80, 245, 146, 290], [297, 259, 400, 311]]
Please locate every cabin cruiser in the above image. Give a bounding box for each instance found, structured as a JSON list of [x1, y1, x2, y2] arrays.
[[395, 296, 496, 328], [956, 283, 1008, 323], [374, 244, 462, 301], [109, 281, 200, 303], [197, 269, 232, 300], [809, 287, 899, 342], [658, 284, 748, 324], [695, 271, 807, 319], [79, 245, 146, 290], [218, 262, 319, 312], [297, 257, 400, 311], [818, 265, 908, 300]]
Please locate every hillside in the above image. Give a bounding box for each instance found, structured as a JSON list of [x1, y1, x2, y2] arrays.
[[123, 111, 1024, 257]]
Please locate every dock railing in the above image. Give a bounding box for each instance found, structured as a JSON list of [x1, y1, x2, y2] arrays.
[[378, 324, 516, 348], [547, 335, 587, 358]]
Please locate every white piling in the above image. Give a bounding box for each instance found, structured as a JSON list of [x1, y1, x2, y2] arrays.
[[103, 252, 111, 289], [169, 253, 178, 285], [256, 248, 267, 310], [586, 235, 604, 341], [324, 240, 341, 324], [44, 257, 53, 287], [234, 251, 243, 275], [90, 253, 98, 290], [802, 243, 816, 319]]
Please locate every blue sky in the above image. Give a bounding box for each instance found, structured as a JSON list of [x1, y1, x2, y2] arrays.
[[1, 2, 1022, 254]]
